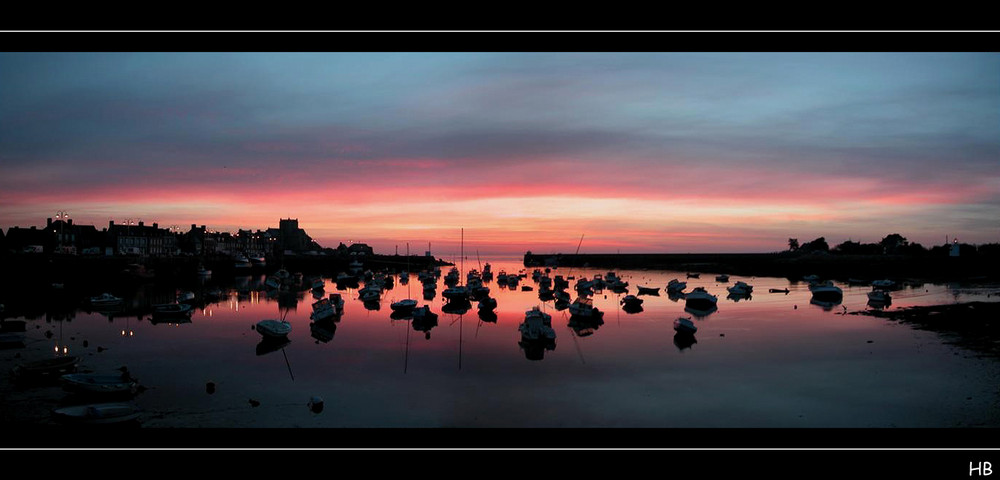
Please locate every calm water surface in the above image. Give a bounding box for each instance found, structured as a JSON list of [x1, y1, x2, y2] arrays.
[[3, 259, 999, 428]]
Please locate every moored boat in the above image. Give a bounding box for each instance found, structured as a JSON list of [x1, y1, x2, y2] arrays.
[[390, 298, 418, 313], [152, 303, 194, 315], [11, 356, 80, 378], [89, 293, 123, 307], [636, 285, 660, 295], [519, 307, 556, 341], [867, 290, 891, 303], [478, 297, 497, 312], [673, 316, 697, 334], [621, 294, 643, 307], [726, 281, 753, 296], [255, 319, 292, 338], [52, 402, 141, 425], [61, 373, 138, 395], [666, 279, 687, 293], [684, 287, 718, 309], [809, 281, 844, 300]]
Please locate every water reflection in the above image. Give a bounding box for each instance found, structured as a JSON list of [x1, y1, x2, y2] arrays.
[[477, 310, 498, 323], [412, 310, 438, 339], [684, 305, 718, 318], [621, 304, 644, 315], [310, 319, 337, 343], [519, 337, 556, 360], [3, 259, 997, 427], [726, 292, 752, 303], [810, 298, 843, 311], [568, 314, 604, 337], [255, 336, 291, 356], [441, 300, 472, 315]]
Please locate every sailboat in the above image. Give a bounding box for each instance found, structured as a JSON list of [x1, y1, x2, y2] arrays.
[[442, 229, 470, 303], [391, 243, 418, 313]]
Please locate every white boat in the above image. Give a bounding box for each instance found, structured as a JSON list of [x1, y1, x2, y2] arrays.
[[256, 319, 292, 338], [715, 274, 730, 282], [250, 255, 266, 267], [726, 281, 753, 296], [667, 279, 687, 293], [89, 293, 123, 306], [620, 295, 643, 307], [412, 305, 438, 322], [867, 290, 891, 303], [310, 298, 338, 321], [673, 316, 697, 334], [61, 373, 137, 395], [442, 286, 470, 301], [176, 291, 196, 303], [684, 287, 718, 309], [568, 297, 602, 318], [328, 293, 345, 313], [152, 303, 193, 315], [809, 281, 844, 300], [52, 402, 141, 424], [390, 298, 418, 312], [519, 307, 556, 341], [196, 265, 212, 276], [872, 279, 896, 289], [359, 289, 380, 303], [11, 356, 80, 378], [336, 272, 358, 284]]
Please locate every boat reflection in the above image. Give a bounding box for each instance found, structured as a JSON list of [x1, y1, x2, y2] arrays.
[[667, 291, 686, 303], [441, 300, 472, 316], [673, 332, 697, 351], [390, 310, 414, 321], [810, 297, 843, 311], [256, 336, 291, 356], [867, 298, 892, 310], [310, 319, 337, 343], [684, 305, 718, 318], [726, 292, 752, 303], [363, 300, 381, 311], [568, 315, 604, 337], [621, 303, 644, 315], [477, 310, 498, 323], [412, 307, 438, 339]]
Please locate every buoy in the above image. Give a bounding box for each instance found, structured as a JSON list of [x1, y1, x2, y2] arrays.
[[308, 396, 324, 413]]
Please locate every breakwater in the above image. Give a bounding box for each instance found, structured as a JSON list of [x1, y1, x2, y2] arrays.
[[523, 252, 1000, 283]]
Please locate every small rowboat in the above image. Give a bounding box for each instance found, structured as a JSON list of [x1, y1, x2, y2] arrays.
[[61, 373, 138, 395], [12, 356, 80, 378], [52, 402, 141, 424]]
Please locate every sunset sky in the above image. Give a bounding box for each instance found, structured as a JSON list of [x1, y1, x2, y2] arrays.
[[1, 52, 998, 257]]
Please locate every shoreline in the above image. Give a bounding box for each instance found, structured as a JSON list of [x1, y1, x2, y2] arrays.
[[851, 301, 1000, 358]]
